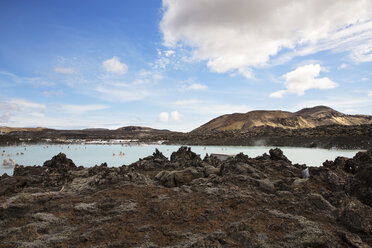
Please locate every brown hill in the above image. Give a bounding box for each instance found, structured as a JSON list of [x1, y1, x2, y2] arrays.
[[193, 106, 372, 132], [116, 126, 170, 133], [0, 127, 45, 134]]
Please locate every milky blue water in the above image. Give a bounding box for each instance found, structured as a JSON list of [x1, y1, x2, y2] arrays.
[[0, 144, 362, 176]]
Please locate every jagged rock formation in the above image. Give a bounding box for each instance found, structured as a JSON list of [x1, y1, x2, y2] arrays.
[[1, 147, 372, 247], [194, 105, 372, 132]]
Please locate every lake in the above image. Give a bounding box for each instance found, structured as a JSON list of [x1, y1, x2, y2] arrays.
[[0, 144, 362, 176]]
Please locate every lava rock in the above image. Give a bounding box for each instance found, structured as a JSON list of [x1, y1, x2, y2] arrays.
[[339, 199, 372, 235], [43, 153, 76, 172], [269, 148, 290, 162], [155, 167, 203, 187], [346, 163, 372, 207], [170, 146, 202, 167]]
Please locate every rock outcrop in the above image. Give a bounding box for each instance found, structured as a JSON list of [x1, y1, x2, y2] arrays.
[[1, 147, 372, 247]]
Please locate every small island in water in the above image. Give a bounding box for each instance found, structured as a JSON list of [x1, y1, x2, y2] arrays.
[[1, 106, 372, 247]]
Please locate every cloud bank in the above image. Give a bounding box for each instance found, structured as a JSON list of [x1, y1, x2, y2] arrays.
[[161, 0, 372, 77]]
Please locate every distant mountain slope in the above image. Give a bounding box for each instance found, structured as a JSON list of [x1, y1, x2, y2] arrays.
[[0, 127, 45, 134], [115, 126, 170, 133], [193, 106, 372, 132]]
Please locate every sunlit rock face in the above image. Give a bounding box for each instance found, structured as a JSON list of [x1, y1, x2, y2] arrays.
[[193, 106, 372, 132]]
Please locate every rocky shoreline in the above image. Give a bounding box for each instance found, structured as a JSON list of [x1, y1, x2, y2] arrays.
[[163, 124, 372, 150], [1, 147, 371, 247]]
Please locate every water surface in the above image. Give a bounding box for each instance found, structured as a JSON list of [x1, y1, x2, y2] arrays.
[[0, 144, 362, 176]]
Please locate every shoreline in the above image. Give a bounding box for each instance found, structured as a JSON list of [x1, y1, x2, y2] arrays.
[[0, 145, 364, 176], [1, 124, 372, 149], [0, 137, 370, 150]]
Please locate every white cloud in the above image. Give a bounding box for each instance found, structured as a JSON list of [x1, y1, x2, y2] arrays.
[[269, 90, 287, 99], [184, 83, 207, 91], [362, 77, 369, 81], [164, 50, 175, 57], [157, 112, 169, 122], [153, 56, 170, 70], [171, 111, 181, 121], [0, 99, 46, 124], [338, 63, 348, 70], [157, 111, 182, 122], [137, 69, 151, 77], [58, 104, 109, 115], [108, 79, 150, 88], [237, 67, 253, 79], [350, 43, 372, 63], [136, 69, 163, 82], [54, 67, 75, 74], [270, 64, 338, 98], [0, 70, 54, 87], [369, 91, 372, 96], [161, 0, 372, 77], [0, 103, 19, 111], [8, 99, 46, 109], [102, 56, 128, 75], [179, 79, 208, 91]]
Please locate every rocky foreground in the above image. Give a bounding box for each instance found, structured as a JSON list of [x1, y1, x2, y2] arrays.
[[0, 147, 372, 247]]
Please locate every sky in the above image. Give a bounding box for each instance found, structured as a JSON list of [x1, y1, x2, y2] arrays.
[[0, 0, 372, 132]]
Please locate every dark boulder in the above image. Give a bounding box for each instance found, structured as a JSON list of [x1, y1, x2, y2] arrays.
[[344, 150, 372, 174], [323, 156, 348, 170], [43, 153, 76, 172], [170, 146, 202, 167], [338, 199, 372, 235], [346, 163, 372, 207], [155, 167, 204, 187], [203, 153, 223, 167], [228, 152, 250, 164], [269, 148, 290, 162], [152, 148, 167, 161], [13, 164, 45, 177], [37, 153, 77, 187], [129, 149, 171, 171]]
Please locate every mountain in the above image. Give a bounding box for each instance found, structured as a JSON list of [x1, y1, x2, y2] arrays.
[[193, 106, 372, 132], [115, 126, 170, 133]]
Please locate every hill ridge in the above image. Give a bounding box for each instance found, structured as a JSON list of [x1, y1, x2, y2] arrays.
[[193, 105, 372, 132]]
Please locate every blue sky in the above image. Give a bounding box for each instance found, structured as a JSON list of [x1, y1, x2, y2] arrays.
[[0, 0, 371, 131]]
